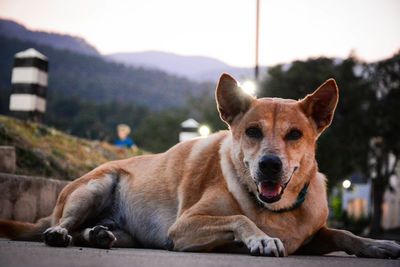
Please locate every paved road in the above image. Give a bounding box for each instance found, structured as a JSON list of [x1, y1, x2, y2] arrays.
[[0, 239, 399, 267]]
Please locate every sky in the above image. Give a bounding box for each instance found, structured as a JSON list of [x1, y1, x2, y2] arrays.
[[0, 0, 399, 67]]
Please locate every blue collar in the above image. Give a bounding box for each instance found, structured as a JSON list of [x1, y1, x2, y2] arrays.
[[250, 182, 310, 213]]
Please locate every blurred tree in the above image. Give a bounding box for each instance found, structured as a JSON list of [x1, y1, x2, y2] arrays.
[[133, 108, 189, 153], [45, 95, 149, 143], [187, 94, 227, 133], [366, 51, 400, 234]]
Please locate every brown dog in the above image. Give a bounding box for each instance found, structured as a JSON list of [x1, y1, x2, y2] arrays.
[[1, 74, 399, 258]]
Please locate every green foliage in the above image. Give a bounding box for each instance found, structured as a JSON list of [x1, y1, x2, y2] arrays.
[[367, 52, 400, 160], [45, 95, 149, 142], [365, 52, 400, 233], [43, 94, 192, 153], [331, 195, 343, 221], [133, 109, 190, 153], [187, 95, 228, 133]]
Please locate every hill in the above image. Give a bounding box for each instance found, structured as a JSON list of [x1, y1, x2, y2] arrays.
[[105, 51, 229, 79], [0, 18, 259, 83], [106, 51, 268, 82], [0, 18, 100, 56], [0, 115, 146, 180], [0, 35, 214, 109]]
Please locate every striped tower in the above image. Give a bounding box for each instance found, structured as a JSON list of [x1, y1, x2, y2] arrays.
[[179, 118, 200, 142], [9, 48, 48, 122]]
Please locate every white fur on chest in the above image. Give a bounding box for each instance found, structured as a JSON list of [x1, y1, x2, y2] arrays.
[[220, 136, 258, 220]]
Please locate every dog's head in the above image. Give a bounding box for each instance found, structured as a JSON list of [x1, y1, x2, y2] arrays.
[[216, 74, 338, 210]]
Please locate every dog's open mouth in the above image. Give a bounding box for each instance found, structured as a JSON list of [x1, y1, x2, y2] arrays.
[[257, 181, 286, 203], [255, 167, 298, 204]]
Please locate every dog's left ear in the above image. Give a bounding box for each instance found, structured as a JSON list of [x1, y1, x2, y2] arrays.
[[301, 79, 339, 134], [216, 73, 255, 125]]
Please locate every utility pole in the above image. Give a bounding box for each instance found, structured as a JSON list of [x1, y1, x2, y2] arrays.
[[255, 0, 260, 80]]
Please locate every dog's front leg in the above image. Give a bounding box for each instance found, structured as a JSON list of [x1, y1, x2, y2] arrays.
[[297, 226, 400, 259], [167, 214, 286, 257]]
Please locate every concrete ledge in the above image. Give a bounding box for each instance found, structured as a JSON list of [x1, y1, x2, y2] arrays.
[[0, 173, 69, 222]]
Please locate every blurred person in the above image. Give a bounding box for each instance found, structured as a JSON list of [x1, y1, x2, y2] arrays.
[[115, 124, 138, 152]]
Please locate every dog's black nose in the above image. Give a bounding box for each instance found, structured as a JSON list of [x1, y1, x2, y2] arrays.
[[259, 156, 282, 177]]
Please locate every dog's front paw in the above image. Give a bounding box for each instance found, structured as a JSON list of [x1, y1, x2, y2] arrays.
[[356, 240, 400, 259], [246, 235, 286, 257], [89, 225, 116, 249], [43, 226, 72, 247]]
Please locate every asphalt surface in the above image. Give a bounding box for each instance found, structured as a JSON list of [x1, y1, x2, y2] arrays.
[[0, 239, 399, 267]]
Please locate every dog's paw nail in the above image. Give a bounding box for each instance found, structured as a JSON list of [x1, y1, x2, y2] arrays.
[[247, 236, 286, 257]]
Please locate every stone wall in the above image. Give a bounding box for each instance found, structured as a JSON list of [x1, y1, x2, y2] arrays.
[[0, 173, 69, 223], [0, 146, 16, 174]]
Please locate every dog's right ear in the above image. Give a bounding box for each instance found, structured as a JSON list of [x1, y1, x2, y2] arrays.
[[216, 73, 254, 125], [300, 79, 339, 135]]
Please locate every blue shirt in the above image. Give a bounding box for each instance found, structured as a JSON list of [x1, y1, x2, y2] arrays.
[[115, 138, 135, 148]]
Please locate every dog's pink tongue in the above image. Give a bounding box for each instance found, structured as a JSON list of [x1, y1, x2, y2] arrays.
[[260, 183, 281, 198]]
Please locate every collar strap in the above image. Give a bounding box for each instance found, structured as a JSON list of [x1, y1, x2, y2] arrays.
[[249, 182, 310, 213]]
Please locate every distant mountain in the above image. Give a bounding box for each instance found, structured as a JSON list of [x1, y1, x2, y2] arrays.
[[105, 51, 267, 82], [0, 18, 100, 56], [0, 35, 213, 110], [0, 18, 266, 82]]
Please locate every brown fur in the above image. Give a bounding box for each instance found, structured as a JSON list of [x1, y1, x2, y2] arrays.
[[0, 74, 399, 258]]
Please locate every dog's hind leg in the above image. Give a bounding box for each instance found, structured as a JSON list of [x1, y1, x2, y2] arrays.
[[43, 171, 120, 247], [73, 226, 136, 249], [297, 226, 400, 259], [72, 226, 116, 249]]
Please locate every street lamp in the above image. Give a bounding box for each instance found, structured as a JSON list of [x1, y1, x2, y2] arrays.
[[199, 125, 210, 137], [241, 80, 257, 96], [342, 179, 351, 189]]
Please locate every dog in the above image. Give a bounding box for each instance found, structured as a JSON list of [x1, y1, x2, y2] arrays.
[[1, 74, 399, 258]]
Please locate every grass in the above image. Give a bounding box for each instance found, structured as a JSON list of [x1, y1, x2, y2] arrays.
[[0, 115, 147, 180]]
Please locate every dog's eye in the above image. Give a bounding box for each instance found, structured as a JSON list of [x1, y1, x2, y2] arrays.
[[245, 127, 263, 138], [286, 129, 302, 141]]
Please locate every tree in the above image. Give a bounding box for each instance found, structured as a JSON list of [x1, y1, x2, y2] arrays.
[[366, 52, 400, 234], [132, 108, 189, 153], [187, 94, 227, 133]]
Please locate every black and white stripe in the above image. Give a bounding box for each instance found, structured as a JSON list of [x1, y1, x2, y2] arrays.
[[9, 48, 48, 122], [11, 83, 47, 98], [179, 119, 200, 142], [14, 57, 48, 72]]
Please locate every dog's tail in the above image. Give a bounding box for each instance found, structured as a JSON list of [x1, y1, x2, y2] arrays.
[[0, 216, 52, 241]]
